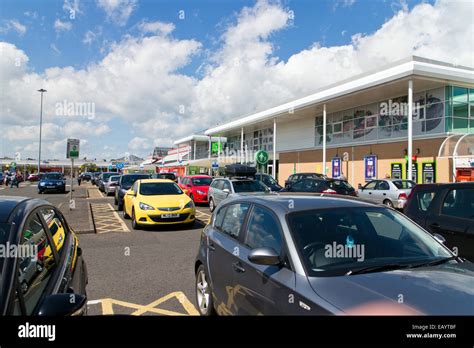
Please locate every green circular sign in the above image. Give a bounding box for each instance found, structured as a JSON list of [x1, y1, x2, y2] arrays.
[[10, 162, 16, 168], [255, 150, 269, 165]]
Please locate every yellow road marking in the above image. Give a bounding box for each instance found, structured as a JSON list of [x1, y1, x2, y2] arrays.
[[91, 203, 130, 233], [89, 291, 199, 316]]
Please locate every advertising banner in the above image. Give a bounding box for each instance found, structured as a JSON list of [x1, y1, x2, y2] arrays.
[[364, 155, 377, 181], [332, 157, 341, 178]]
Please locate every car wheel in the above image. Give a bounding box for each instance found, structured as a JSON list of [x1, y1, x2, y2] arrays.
[[383, 199, 394, 208], [123, 207, 130, 219], [131, 209, 140, 230], [195, 264, 215, 316], [209, 198, 215, 212]]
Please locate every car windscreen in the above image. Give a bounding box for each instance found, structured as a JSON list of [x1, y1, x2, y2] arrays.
[[102, 173, 116, 181], [109, 176, 120, 182], [192, 177, 212, 186], [139, 182, 183, 195], [287, 207, 452, 277], [233, 180, 268, 193], [121, 175, 150, 188], [42, 174, 63, 180], [393, 180, 415, 189]]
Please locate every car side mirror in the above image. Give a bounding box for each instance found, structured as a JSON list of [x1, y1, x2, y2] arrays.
[[222, 188, 230, 194], [38, 293, 87, 316], [358, 184, 362, 190], [248, 247, 281, 266], [433, 233, 446, 244]]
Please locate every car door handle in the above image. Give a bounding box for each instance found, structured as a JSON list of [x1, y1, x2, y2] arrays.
[[208, 241, 216, 251], [368, 192, 372, 195], [383, 193, 386, 196], [232, 262, 245, 273]]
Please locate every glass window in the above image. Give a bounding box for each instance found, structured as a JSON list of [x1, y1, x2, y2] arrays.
[[18, 213, 57, 315], [416, 191, 436, 212], [453, 87, 468, 104], [39, 208, 68, 257], [245, 206, 282, 253], [363, 181, 377, 190], [392, 180, 416, 189], [212, 180, 224, 190], [287, 207, 452, 277], [232, 180, 267, 193], [214, 206, 227, 229], [333, 122, 343, 134], [223, 181, 232, 191], [441, 189, 474, 219], [140, 182, 182, 195], [192, 177, 212, 186], [377, 181, 390, 190], [220, 203, 250, 238]]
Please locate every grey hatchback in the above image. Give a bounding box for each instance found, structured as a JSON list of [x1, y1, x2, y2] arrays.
[[194, 194, 474, 315]]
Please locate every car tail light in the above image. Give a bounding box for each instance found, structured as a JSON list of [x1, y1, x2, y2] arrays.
[[321, 188, 337, 194], [398, 192, 408, 200]]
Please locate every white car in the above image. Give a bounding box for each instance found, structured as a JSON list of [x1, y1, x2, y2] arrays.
[[104, 175, 121, 195], [358, 179, 416, 209]]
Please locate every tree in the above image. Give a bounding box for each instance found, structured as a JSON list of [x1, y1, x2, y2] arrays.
[[80, 163, 97, 173]]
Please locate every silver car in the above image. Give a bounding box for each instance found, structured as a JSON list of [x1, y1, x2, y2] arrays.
[[104, 175, 121, 195], [208, 177, 269, 212], [358, 179, 416, 209]]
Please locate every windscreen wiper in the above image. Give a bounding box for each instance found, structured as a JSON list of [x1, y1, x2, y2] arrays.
[[346, 263, 412, 275], [408, 256, 458, 269]]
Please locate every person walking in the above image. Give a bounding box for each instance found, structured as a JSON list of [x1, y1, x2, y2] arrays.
[[10, 173, 19, 188], [78, 173, 82, 186]]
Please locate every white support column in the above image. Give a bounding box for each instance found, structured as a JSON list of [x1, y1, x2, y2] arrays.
[[322, 104, 327, 175], [408, 80, 413, 181], [273, 118, 277, 179], [240, 127, 244, 164], [193, 140, 196, 161], [217, 135, 221, 164]]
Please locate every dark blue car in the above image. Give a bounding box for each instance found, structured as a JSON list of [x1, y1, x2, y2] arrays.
[[38, 172, 66, 194]]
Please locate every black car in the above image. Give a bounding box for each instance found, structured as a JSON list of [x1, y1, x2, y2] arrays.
[[404, 182, 474, 261], [0, 196, 88, 315], [79, 172, 92, 181], [284, 172, 328, 189], [38, 172, 66, 194], [255, 173, 283, 192], [91, 172, 101, 186], [281, 178, 339, 194], [195, 194, 473, 315], [152, 172, 178, 182], [114, 173, 151, 210]]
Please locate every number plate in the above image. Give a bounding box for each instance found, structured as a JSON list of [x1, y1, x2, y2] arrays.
[[47, 186, 55, 189], [161, 213, 179, 218]]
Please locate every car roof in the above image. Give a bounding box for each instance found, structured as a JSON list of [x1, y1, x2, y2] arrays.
[[223, 193, 378, 214], [186, 175, 211, 178], [122, 173, 149, 176], [0, 196, 30, 223]]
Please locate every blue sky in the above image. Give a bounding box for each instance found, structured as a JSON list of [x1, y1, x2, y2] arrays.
[[1, 0, 469, 160]]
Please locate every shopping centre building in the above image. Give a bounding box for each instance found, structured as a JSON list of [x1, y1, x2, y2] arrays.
[[162, 56, 474, 186]]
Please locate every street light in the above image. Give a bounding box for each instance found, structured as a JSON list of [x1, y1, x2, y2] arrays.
[[37, 88, 47, 174]]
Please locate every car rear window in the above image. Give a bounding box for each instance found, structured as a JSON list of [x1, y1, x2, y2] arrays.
[[393, 180, 415, 189], [232, 180, 267, 193]]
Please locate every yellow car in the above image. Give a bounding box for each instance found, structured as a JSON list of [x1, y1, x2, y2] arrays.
[[123, 179, 196, 229]]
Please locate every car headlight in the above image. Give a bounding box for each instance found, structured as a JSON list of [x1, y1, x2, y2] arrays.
[[139, 202, 155, 210], [196, 190, 206, 195], [39, 182, 45, 186], [184, 200, 194, 209]]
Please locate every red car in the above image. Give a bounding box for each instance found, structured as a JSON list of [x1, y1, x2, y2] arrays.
[[27, 173, 41, 182], [179, 175, 212, 203]]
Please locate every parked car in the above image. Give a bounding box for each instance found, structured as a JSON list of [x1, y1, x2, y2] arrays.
[[0, 172, 4, 185], [404, 182, 474, 261], [179, 175, 213, 203], [38, 172, 66, 194], [153, 172, 178, 182], [357, 179, 416, 209], [97, 172, 117, 192], [281, 178, 357, 196], [91, 172, 101, 186], [79, 172, 92, 181], [123, 179, 195, 229], [255, 173, 283, 192], [0, 196, 88, 315], [27, 173, 41, 182], [207, 177, 269, 212], [194, 194, 473, 316], [328, 179, 357, 196], [115, 173, 151, 211], [104, 175, 121, 196], [284, 173, 328, 190]]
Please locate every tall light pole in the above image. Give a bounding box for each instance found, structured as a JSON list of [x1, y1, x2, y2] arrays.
[[37, 89, 47, 174]]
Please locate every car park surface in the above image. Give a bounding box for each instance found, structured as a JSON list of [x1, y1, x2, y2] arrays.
[[404, 182, 474, 261], [195, 193, 474, 315]]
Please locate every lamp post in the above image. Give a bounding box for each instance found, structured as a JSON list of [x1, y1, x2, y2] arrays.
[[37, 89, 47, 174]]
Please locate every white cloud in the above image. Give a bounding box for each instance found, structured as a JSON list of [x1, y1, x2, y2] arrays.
[[0, 19, 27, 36], [1, 0, 473, 159], [137, 20, 175, 36], [63, 0, 82, 18], [97, 0, 137, 26], [50, 43, 61, 55], [54, 19, 72, 32], [83, 27, 102, 45]]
